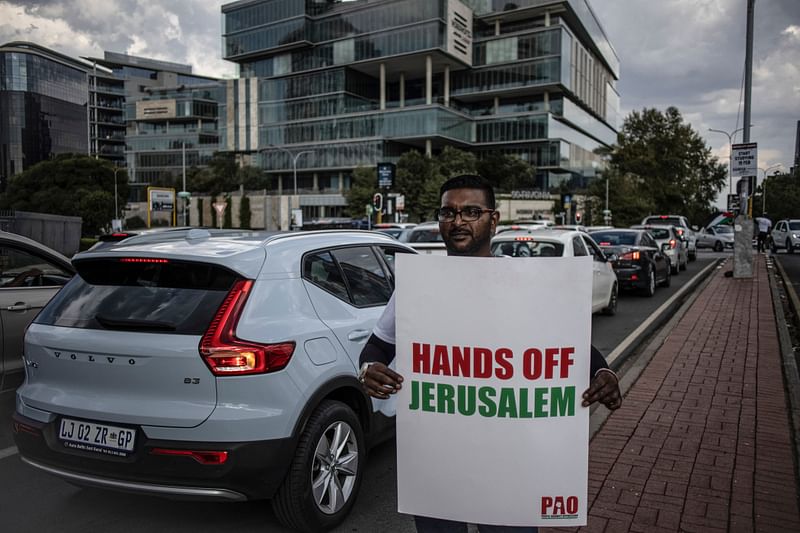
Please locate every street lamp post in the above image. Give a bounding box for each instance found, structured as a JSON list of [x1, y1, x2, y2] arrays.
[[259, 146, 315, 230], [758, 164, 782, 215], [112, 166, 121, 222], [708, 127, 746, 196]]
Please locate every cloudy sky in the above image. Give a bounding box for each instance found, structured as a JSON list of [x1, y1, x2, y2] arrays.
[[1, 0, 797, 203]]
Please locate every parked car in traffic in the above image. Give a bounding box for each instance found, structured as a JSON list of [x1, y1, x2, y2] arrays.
[[490, 229, 618, 315], [495, 220, 554, 234], [589, 229, 671, 297], [696, 225, 734, 251], [398, 221, 447, 255], [13, 229, 415, 532], [90, 227, 194, 251], [373, 222, 416, 240], [641, 215, 697, 261], [0, 231, 74, 389], [631, 224, 688, 275], [770, 219, 800, 253]]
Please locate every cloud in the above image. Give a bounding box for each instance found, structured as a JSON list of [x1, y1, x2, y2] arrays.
[[0, 0, 234, 78], [0, 0, 796, 178]]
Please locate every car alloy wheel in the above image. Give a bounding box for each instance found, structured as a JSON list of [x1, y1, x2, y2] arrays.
[[714, 240, 723, 252], [272, 400, 364, 532]]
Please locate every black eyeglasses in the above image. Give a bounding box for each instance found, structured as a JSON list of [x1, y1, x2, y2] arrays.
[[435, 206, 495, 223]]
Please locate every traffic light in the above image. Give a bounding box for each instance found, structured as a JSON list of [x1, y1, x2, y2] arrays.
[[575, 212, 582, 223], [372, 193, 383, 212]]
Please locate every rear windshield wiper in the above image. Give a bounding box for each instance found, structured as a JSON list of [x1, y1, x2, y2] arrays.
[[95, 314, 176, 332]]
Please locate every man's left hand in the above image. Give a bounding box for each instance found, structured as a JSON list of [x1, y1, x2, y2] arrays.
[[581, 370, 621, 410]]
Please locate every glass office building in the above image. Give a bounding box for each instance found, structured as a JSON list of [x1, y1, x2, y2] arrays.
[[220, 0, 620, 216], [0, 42, 90, 191], [84, 52, 221, 201]]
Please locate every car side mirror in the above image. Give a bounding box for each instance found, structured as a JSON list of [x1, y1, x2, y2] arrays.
[[661, 243, 671, 252], [605, 253, 618, 262], [692, 225, 699, 231]]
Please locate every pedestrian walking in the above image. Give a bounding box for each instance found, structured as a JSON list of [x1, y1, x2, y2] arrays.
[[358, 174, 622, 532], [755, 214, 772, 252]]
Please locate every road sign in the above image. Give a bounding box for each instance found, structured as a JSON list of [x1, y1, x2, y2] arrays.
[[731, 142, 757, 177], [377, 162, 395, 189], [212, 201, 226, 230], [727, 194, 740, 212]]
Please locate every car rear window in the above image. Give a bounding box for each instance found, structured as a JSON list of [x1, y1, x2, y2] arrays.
[[407, 229, 442, 243], [590, 232, 637, 246], [647, 228, 670, 240], [34, 259, 239, 335], [645, 217, 683, 227], [491, 241, 564, 257]]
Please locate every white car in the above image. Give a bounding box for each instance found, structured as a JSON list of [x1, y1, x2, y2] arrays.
[[771, 219, 800, 253], [14, 229, 415, 532], [696, 225, 734, 251], [641, 215, 697, 261], [490, 229, 618, 315]]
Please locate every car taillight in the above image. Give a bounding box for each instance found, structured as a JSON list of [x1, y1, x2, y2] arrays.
[[620, 251, 640, 261], [200, 279, 295, 376], [669, 239, 677, 249], [150, 448, 229, 465], [515, 236, 535, 241], [120, 258, 169, 264]]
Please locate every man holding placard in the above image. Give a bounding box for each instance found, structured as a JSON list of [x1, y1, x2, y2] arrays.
[[359, 175, 621, 531]]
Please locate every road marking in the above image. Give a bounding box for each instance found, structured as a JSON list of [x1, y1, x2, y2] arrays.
[[0, 446, 18, 460], [606, 259, 723, 366]]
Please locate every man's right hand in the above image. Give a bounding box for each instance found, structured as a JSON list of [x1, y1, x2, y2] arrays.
[[361, 362, 404, 399]]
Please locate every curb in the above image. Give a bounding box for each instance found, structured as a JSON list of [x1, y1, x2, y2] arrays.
[[606, 257, 724, 370], [767, 255, 800, 495]]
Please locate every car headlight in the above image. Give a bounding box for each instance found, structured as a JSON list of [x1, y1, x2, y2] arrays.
[[793, 234, 799, 239]]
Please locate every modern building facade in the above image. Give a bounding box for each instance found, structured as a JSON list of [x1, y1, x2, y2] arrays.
[[88, 67, 126, 164], [83, 52, 221, 200], [219, 0, 620, 220], [0, 42, 90, 191]]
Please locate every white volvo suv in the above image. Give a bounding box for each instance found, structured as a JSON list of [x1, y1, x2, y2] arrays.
[[13, 229, 414, 532]]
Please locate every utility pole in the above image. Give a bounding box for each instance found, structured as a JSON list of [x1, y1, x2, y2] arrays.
[[182, 141, 187, 226], [733, 0, 756, 278]]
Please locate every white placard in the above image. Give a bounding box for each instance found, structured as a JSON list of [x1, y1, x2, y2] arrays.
[[731, 142, 757, 177], [395, 254, 591, 527]]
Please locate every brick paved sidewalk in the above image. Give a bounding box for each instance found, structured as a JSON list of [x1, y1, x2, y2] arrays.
[[545, 256, 800, 533]]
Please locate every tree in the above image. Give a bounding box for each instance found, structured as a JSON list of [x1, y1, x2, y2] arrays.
[[239, 194, 251, 229], [476, 152, 537, 193], [1, 154, 130, 235], [586, 169, 656, 227], [344, 166, 376, 218], [601, 107, 727, 225], [760, 171, 800, 222], [395, 151, 441, 222]]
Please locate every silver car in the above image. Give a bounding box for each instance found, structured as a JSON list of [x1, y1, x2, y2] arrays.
[[696, 225, 734, 251], [631, 224, 688, 274], [0, 231, 73, 390], [771, 219, 800, 253], [14, 229, 414, 532]]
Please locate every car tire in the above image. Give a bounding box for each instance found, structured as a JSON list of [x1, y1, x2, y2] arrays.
[[641, 266, 656, 297], [272, 400, 365, 533], [670, 259, 679, 275], [788, 239, 794, 254], [689, 249, 696, 261], [771, 240, 778, 254], [713, 240, 723, 252], [602, 283, 618, 315], [680, 256, 687, 271], [660, 265, 671, 288]]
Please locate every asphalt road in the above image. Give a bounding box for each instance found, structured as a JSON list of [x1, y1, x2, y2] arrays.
[[775, 251, 800, 294], [0, 250, 724, 533]]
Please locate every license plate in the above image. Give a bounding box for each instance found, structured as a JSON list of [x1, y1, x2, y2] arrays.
[[58, 418, 136, 457]]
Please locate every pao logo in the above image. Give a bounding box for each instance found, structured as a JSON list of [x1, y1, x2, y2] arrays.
[[541, 495, 579, 520]]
